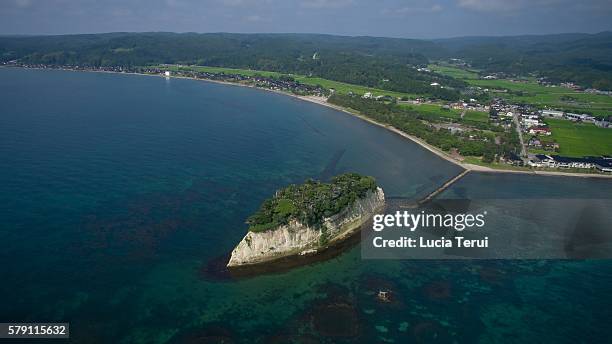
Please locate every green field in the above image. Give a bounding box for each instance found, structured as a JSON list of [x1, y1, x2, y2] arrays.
[[467, 79, 612, 117], [545, 118, 612, 157], [426, 64, 612, 117], [156, 65, 419, 99], [399, 104, 490, 125], [399, 103, 462, 121], [463, 156, 530, 171], [429, 64, 479, 79], [464, 110, 489, 123], [163, 65, 282, 77]]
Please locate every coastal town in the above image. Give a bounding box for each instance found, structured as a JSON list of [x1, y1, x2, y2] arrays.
[[2, 62, 329, 97], [5, 61, 611, 175]]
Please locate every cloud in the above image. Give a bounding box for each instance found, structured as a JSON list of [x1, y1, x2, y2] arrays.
[[165, 0, 186, 8], [219, 0, 246, 5], [300, 0, 354, 9], [455, 0, 595, 13], [456, 0, 528, 12], [111, 8, 133, 17], [218, 0, 273, 6], [456, 0, 612, 16], [383, 3, 443, 16], [245, 14, 265, 22], [14, 0, 32, 8]]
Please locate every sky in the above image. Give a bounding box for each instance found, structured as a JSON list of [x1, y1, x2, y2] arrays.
[[1, 0, 611, 38]]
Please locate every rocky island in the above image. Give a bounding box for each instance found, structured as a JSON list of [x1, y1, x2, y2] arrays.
[[227, 173, 385, 268]]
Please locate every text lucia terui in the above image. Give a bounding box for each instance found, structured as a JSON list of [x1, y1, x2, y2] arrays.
[[371, 211, 489, 249]]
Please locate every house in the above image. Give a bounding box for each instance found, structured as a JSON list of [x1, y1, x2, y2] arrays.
[[164, 71, 171, 77], [565, 113, 589, 121], [542, 110, 564, 118], [362, 92, 373, 99], [529, 127, 551, 136], [528, 137, 542, 147], [503, 152, 523, 166], [594, 157, 612, 173], [529, 155, 546, 167], [523, 118, 541, 128], [542, 142, 559, 151], [439, 123, 464, 135], [528, 155, 611, 170]]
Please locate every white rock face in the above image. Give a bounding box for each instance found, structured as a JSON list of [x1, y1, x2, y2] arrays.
[[227, 187, 385, 267]]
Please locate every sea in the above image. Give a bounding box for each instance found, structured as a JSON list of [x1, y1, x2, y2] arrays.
[[1, 68, 611, 343]]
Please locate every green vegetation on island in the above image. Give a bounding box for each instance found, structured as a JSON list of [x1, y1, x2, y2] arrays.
[[246, 173, 377, 233]]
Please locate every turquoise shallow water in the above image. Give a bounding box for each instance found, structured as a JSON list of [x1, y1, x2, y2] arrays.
[[1, 68, 611, 343]]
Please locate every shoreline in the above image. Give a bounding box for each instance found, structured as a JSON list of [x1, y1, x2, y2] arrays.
[[291, 95, 612, 179], [9, 66, 612, 179]]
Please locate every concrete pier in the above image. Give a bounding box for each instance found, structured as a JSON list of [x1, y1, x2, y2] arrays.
[[386, 169, 470, 209], [417, 169, 470, 205]]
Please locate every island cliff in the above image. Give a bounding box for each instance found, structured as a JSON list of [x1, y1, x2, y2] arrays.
[[227, 174, 385, 268]]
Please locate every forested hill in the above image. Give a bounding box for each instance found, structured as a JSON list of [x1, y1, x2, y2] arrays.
[[0, 32, 462, 97], [1, 31, 611, 91], [435, 32, 612, 90]]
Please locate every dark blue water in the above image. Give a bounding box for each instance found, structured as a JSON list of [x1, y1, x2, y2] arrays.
[[1, 68, 611, 343]]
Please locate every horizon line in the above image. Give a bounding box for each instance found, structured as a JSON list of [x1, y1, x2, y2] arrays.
[[1, 30, 611, 41]]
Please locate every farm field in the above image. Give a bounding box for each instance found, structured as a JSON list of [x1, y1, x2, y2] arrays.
[[162, 65, 282, 77], [399, 103, 462, 121], [429, 64, 479, 79], [464, 110, 489, 123], [156, 65, 420, 99], [428, 64, 612, 117], [544, 118, 612, 157], [467, 79, 612, 117], [399, 103, 490, 124]]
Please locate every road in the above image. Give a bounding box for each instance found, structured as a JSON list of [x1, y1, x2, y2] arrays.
[[513, 112, 527, 159]]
